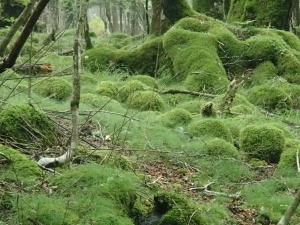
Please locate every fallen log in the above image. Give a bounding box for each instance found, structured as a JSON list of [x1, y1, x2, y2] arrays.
[[12, 63, 53, 74]]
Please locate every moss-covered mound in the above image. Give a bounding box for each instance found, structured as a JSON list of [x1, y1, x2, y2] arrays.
[[163, 26, 229, 93], [0, 105, 57, 147], [159, 108, 192, 128], [130, 75, 158, 89], [0, 144, 42, 184], [154, 192, 205, 225], [278, 139, 300, 170], [119, 80, 148, 102], [282, 84, 300, 109], [203, 138, 239, 159], [177, 99, 205, 113], [231, 104, 254, 114], [96, 81, 119, 98], [81, 94, 126, 113], [240, 125, 285, 163], [126, 91, 165, 111], [250, 61, 278, 85], [81, 74, 99, 83], [34, 77, 72, 101], [187, 118, 233, 142], [247, 85, 291, 111]]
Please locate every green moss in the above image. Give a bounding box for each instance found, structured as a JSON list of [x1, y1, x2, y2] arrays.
[[159, 108, 192, 128], [81, 94, 126, 113], [81, 74, 99, 83], [33, 77, 72, 101], [278, 139, 300, 170], [0, 144, 42, 184], [187, 118, 233, 142], [223, 120, 241, 140], [96, 81, 119, 98], [119, 80, 149, 102], [275, 30, 300, 52], [231, 104, 254, 114], [213, 93, 255, 109], [240, 125, 285, 163], [154, 192, 205, 225], [203, 138, 239, 159], [250, 61, 278, 85], [177, 99, 204, 113], [127, 91, 165, 111], [162, 0, 196, 23], [130, 75, 158, 89], [0, 105, 57, 147], [192, 0, 225, 19], [282, 84, 300, 109], [0, 69, 21, 80], [247, 85, 292, 111], [265, 122, 294, 139], [277, 51, 300, 84], [175, 17, 212, 32], [200, 102, 217, 117]]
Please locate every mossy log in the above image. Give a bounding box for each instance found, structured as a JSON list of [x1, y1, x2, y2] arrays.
[[12, 63, 53, 74]]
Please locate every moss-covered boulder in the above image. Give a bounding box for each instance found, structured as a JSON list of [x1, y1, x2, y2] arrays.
[[278, 139, 300, 170], [282, 83, 300, 109], [0, 144, 42, 184], [130, 75, 158, 89], [247, 85, 292, 111], [96, 81, 119, 98], [0, 105, 57, 147], [34, 77, 72, 101], [250, 61, 278, 85], [187, 118, 233, 142], [240, 125, 285, 163], [154, 192, 205, 225], [126, 91, 165, 111], [203, 138, 239, 158], [159, 108, 192, 128], [119, 80, 148, 102]]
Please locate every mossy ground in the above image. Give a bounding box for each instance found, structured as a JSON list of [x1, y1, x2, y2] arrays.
[[2, 11, 300, 224]]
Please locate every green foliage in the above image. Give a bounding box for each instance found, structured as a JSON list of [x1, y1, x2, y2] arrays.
[[119, 80, 148, 102], [0, 105, 57, 147], [81, 74, 99, 84], [89, 15, 105, 36], [126, 91, 165, 111], [129, 75, 158, 89], [96, 81, 119, 98], [282, 84, 300, 109], [231, 104, 254, 114], [247, 85, 292, 111], [277, 51, 300, 84], [33, 77, 72, 101], [250, 61, 278, 85], [240, 125, 285, 163], [177, 99, 205, 113], [175, 17, 211, 32], [187, 118, 233, 142], [0, 69, 20, 80], [159, 108, 192, 128], [213, 93, 255, 109], [203, 138, 239, 159], [0, 144, 42, 184]]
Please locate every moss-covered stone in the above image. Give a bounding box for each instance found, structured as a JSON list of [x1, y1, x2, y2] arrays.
[[96, 81, 119, 98], [177, 99, 205, 114], [278, 139, 300, 170], [0, 105, 57, 147], [282, 84, 300, 109], [126, 91, 165, 111], [154, 192, 205, 225], [203, 138, 239, 158], [200, 102, 217, 117], [175, 17, 212, 32], [247, 85, 292, 111], [277, 51, 300, 84], [159, 108, 192, 128], [187, 118, 233, 142], [0, 144, 42, 183], [250, 61, 278, 85], [34, 77, 72, 101], [231, 104, 254, 114], [119, 80, 149, 102], [240, 125, 285, 163], [130, 75, 158, 89]]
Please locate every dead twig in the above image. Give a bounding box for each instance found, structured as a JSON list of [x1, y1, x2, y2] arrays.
[[189, 182, 240, 198]]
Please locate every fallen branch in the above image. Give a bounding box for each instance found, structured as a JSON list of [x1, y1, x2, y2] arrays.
[[0, 151, 11, 163], [13, 63, 53, 74], [160, 89, 216, 98], [189, 182, 240, 198]]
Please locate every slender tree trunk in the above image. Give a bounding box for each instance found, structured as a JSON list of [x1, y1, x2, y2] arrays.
[[84, 0, 93, 49], [130, 0, 137, 35], [0, 0, 38, 56], [119, 1, 123, 32], [278, 186, 300, 225], [145, 0, 150, 34], [112, 2, 119, 32], [0, 0, 51, 74], [162, 0, 196, 24], [150, 0, 163, 35], [104, 1, 113, 33]]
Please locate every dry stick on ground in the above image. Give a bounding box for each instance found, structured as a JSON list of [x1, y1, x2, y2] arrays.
[[37, 0, 87, 168], [160, 89, 216, 98]]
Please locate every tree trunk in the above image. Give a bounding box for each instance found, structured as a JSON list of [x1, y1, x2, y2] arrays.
[[119, 1, 123, 32], [145, 0, 150, 34], [104, 0, 113, 33], [0, 0, 38, 56], [162, 0, 196, 24], [84, 0, 93, 50], [112, 2, 119, 32], [150, 0, 163, 35], [192, 0, 230, 20], [130, 0, 137, 35], [228, 0, 299, 31], [0, 0, 51, 74], [278, 186, 300, 225]]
